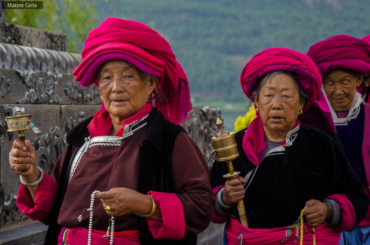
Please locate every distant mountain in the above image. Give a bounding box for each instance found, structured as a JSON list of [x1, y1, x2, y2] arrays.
[[91, 0, 370, 104]]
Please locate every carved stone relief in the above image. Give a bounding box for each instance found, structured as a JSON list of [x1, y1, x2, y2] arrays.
[[0, 191, 22, 228], [0, 104, 89, 229], [34, 127, 66, 175], [182, 106, 222, 164], [0, 105, 14, 144], [3, 23, 21, 46], [64, 78, 100, 103], [0, 73, 9, 98], [15, 70, 60, 104], [0, 43, 81, 73], [64, 111, 86, 132]]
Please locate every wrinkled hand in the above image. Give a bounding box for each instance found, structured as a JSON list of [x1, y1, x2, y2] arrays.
[[303, 199, 329, 227], [95, 187, 152, 217], [222, 177, 246, 206], [9, 139, 39, 182]]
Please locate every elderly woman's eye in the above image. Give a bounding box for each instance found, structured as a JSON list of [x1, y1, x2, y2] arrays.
[[102, 75, 111, 80], [123, 74, 134, 80]]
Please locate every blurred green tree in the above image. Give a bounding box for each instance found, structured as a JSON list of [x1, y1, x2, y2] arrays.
[[5, 0, 97, 53]]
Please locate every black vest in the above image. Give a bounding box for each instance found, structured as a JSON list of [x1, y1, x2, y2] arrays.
[[44, 108, 197, 245]]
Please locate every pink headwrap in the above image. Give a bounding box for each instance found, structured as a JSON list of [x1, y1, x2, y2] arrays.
[[73, 18, 191, 125], [240, 47, 335, 166], [306, 35, 370, 77], [363, 34, 370, 43]]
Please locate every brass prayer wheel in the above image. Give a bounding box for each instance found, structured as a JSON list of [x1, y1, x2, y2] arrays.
[[6, 114, 32, 132], [6, 108, 33, 141], [212, 118, 239, 165]]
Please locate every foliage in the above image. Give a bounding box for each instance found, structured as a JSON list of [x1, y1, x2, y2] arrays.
[[91, 0, 370, 105], [8, 0, 369, 104], [5, 0, 97, 53], [234, 105, 256, 133]]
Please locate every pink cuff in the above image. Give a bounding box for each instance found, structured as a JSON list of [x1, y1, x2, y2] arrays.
[[327, 194, 356, 231], [212, 185, 229, 223], [16, 173, 58, 220], [146, 191, 185, 240]]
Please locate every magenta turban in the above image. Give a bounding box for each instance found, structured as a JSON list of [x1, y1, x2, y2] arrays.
[[73, 18, 191, 125], [306, 35, 370, 77], [240, 47, 335, 134], [363, 34, 370, 43]]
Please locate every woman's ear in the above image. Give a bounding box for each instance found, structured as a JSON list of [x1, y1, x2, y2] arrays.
[[149, 76, 158, 89], [253, 92, 259, 107], [148, 76, 158, 95], [357, 74, 364, 87]]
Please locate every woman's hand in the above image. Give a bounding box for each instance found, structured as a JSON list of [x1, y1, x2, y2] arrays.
[[303, 199, 329, 227], [9, 139, 39, 182], [95, 188, 162, 220], [222, 177, 246, 206]]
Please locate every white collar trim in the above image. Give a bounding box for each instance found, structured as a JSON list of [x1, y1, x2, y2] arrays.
[[329, 92, 362, 125]]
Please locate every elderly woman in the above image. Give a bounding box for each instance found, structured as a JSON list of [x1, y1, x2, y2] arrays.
[[359, 34, 370, 103], [307, 35, 370, 245], [8, 18, 215, 245], [210, 47, 368, 244]]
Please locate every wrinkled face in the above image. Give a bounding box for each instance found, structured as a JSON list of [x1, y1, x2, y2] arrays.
[[255, 74, 304, 136], [323, 70, 362, 112], [98, 60, 156, 121]]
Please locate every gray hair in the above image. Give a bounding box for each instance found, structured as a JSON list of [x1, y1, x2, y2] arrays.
[[253, 70, 309, 108]]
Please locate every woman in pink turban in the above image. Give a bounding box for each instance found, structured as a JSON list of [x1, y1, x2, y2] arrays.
[[307, 34, 370, 245], [8, 18, 215, 245], [360, 34, 370, 103], [210, 47, 368, 244]]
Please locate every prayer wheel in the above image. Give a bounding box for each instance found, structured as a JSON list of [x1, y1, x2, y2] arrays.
[[6, 107, 41, 141], [6, 108, 33, 141], [212, 117, 248, 227]]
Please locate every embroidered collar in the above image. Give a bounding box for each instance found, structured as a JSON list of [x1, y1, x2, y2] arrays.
[[87, 103, 152, 137], [285, 126, 300, 147], [328, 92, 363, 125], [242, 115, 301, 166], [122, 114, 148, 138], [264, 126, 300, 157]]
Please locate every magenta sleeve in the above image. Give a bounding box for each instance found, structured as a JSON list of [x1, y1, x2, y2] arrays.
[[146, 191, 185, 240], [16, 173, 58, 221], [326, 194, 356, 231]]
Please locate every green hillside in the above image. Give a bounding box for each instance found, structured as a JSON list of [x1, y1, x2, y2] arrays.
[[91, 0, 370, 107]]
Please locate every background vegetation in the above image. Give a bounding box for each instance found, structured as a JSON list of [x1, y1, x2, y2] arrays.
[[6, 0, 370, 124], [5, 0, 97, 53], [91, 0, 370, 108]]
